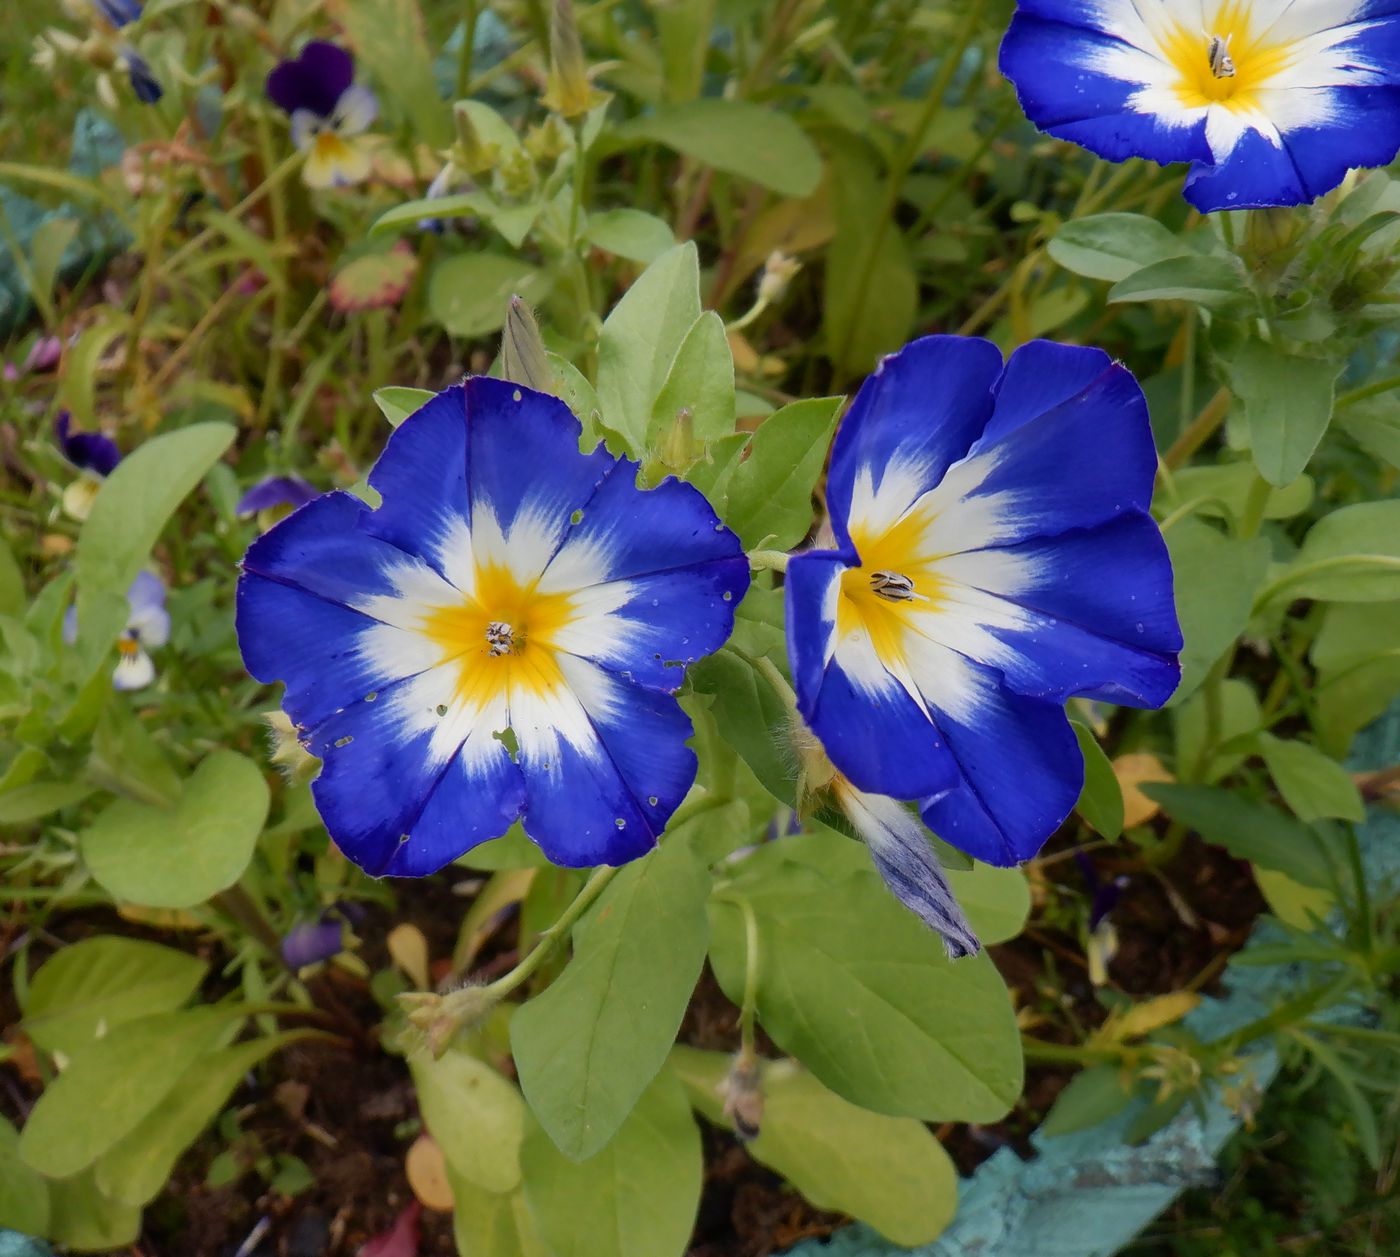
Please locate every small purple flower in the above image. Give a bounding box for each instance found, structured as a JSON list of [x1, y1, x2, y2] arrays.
[[16, 336, 65, 377], [56, 411, 121, 477], [93, 0, 143, 27], [237, 474, 319, 519], [281, 914, 345, 969], [266, 42, 377, 189], [64, 569, 170, 691], [120, 45, 163, 103], [1074, 852, 1128, 930]]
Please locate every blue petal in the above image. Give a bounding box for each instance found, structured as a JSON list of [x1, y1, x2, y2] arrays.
[[55, 411, 121, 476], [281, 918, 344, 968], [785, 548, 852, 707], [466, 378, 614, 558], [998, 16, 1210, 165], [946, 513, 1183, 707], [237, 475, 319, 517], [307, 678, 524, 877], [827, 336, 1002, 547], [126, 569, 166, 614], [918, 672, 1083, 866], [121, 47, 163, 104], [802, 642, 959, 800], [955, 360, 1157, 545], [986, 340, 1115, 444], [518, 657, 696, 866], [94, 0, 142, 27]]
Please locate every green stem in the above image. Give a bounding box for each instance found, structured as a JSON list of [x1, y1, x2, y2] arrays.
[[832, 0, 988, 375], [161, 152, 303, 279], [1162, 385, 1231, 470], [212, 884, 285, 960], [456, 0, 480, 100], [1021, 1037, 1126, 1065], [1253, 556, 1400, 614], [484, 864, 618, 999], [737, 897, 760, 1058], [748, 549, 790, 573], [1237, 470, 1273, 540], [1336, 372, 1400, 410]]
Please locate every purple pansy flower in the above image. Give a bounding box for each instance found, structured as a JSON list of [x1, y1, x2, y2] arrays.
[[56, 411, 121, 477], [266, 41, 378, 189], [64, 570, 170, 691]]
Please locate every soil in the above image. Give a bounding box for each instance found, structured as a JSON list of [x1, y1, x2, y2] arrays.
[[0, 829, 1269, 1257]]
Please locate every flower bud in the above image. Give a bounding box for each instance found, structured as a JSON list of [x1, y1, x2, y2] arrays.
[[542, 0, 605, 118], [500, 295, 554, 394], [756, 251, 801, 308], [398, 983, 498, 1058], [721, 1052, 764, 1141], [452, 104, 499, 174]]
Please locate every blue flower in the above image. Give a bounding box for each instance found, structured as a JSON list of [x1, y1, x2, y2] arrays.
[[93, 0, 143, 27], [236, 378, 748, 877], [237, 474, 319, 521], [999, 0, 1400, 211], [119, 45, 163, 104], [266, 41, 378, 189], [64, 569, 170, 691], [786, 336, 1181, 869], [281, 914, 345, 969]]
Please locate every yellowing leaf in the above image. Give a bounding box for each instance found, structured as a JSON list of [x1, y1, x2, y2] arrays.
[[1113, 753, 1175, 828], [387, 924, 431, 991], [1092, 992, 1200, 1046], [406, 1135, 455, 1211]]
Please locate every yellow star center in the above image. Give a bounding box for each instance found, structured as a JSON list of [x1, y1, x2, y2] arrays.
[[1161, 7, 1298, 110], [837, 508, 945, 670]]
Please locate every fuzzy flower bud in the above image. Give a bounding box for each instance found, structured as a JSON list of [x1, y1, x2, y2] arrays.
[[721, 1052, 764, 1141]]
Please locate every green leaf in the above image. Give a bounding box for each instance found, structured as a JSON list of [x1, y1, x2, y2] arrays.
[[373, 386, 437, 428], [671, 1047, 957, 1246], [512, 837, 710, 1161], [19, 1008, 235, 1178], [23, 936, 207, 1058], [1108, 255, 1252, 311], [458, 823, 552, 870], [647, 312, 736, 449], [0, 780, 93, 825], [1224, 341, 1341, 487], [1072, 720, 1124, 839], [0, 1118, 50, 1235], [611, 100, 822, 197], [370, 191, 488, 236], [1047, 213, 1189, 283], [410, 1048, 525, 1192], [710, 861, 1022, 1121], [1164, 517, 1271, 703], [1277, 501, 1400, 604], [1143, 783, 1343, 889], [724, 397, 842, 550], [428, 253, 543, 339], [96, 1031, 306, 1205], [340, 0, 450, 147], [0, 535, 24, 616], [595, 244, 702, 455], [1256, 733, 1365, 823], [1174, 677, 1261, 784], [1040, 1065, 1135, 1138], [1158, 464, 1313, 526], [45, 1169, 140, 1252], [81, 750, 270, 909], [945, 863, 1030, 946], [448, 1171, 549, 1257], [686, 646, 795, 806], [75, 423, 234, 667], [1336, 396, 1400, 470], [519, 1071, 701, 1257], [29, 216, 80, 320], [583, 209, 677, 263]]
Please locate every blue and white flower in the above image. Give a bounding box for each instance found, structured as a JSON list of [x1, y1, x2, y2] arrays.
[[999, 0, 1400, 210], [266, 41, 378, 189], [786, 336, 1181, 872], [237, 378, 748, 877], [65, 570, 170, 691]]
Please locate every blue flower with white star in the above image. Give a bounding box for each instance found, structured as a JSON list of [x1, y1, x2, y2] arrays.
[[786, 336, 1181, 870], [236, 378, 748, 877], [64, 570, 170, 691], [999, 0, 1400, 211], [266, 41, 378, 189]]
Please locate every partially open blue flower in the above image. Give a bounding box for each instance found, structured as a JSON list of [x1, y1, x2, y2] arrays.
[[236, 378, 748, 877], [281, 914, 345, 969], [237, 474, 319, 521], [999, 0, 1400, 211], [786, 336, 1181, 870], [64, 569, 170, 691], [119, 45, 163, 103], [266, 41, 378, 189]]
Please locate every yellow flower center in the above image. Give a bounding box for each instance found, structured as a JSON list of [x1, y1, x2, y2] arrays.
[[1161, 6, 1297, 111], [419, 562, 576, 707], [837, 507, 944, 669]]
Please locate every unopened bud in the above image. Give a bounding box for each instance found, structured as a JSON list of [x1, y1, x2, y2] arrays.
[[757, 251, 801, 307], [500, 296, 555, 394], [452, 104, 499, 174], [524, 115, 570, 162], [543, 0, 605, 118], [498, 147, 537, 198], [1244, 206, 1301, 263], [398, 984, 498, 1058], [657, 408, 697, 473], [722, 1052, 764, 1141]]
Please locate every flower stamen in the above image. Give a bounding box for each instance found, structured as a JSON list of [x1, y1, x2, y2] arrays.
[[1206, 34, 1235, 79], [868, 570, 924, 603], [485, 621, 516, 657]]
